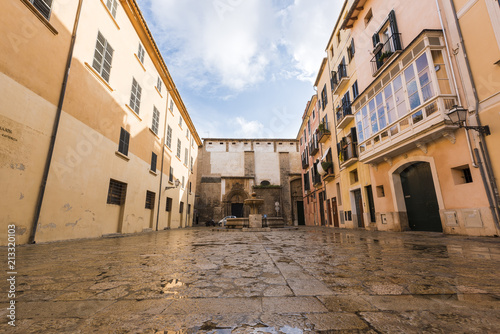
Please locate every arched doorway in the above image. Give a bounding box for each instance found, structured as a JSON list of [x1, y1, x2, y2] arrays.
[[230, 194, 245, 218], [400, 162, 442, 232]]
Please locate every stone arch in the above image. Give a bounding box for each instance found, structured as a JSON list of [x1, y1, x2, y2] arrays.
[[222, 185, 250, 218], [388, 156, 445, 231]]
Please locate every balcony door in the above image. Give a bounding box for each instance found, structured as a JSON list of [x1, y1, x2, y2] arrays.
[[400, 162, 442, 232]]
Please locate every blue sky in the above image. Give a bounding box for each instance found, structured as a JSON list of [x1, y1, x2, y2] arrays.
[[137, 0, 342, 139]]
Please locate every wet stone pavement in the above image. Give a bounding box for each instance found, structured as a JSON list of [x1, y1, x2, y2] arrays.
[[1, 227, 500, 333]]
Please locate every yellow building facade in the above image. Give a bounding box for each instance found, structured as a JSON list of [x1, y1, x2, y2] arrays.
[[307, 0, 499, 236], [0, 0, 201, 245]]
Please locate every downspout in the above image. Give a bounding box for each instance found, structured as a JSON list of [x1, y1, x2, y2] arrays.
[[155, 92, 171, 231], [29, 0, 84, 244], [448, 0, 500, 229], [186, 132, 192, 227], [435, 0, 478, 168]]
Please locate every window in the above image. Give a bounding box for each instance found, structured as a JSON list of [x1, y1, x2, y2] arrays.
[[432, 50, 452, 94], [312, 110, 315, 119], [176, 139, 181, 158], [184, 148, 188, 165], [179, 202, 184, 214], [129, 78, 141, 114], [352, 81, 359, 100], [336, 183, 342, 205], [166, 125, 172, 148], [337, 32, 341, 45], [105, 0, 118, 18], [186, 129, 190, 139], [166, 197, 172, 212], [145, 191, 155, 209], [137, 43, 145, 63], [29, 0, 53, 20], [179, 116, 183, 128], [307, 119, 311, 134], [452, 165, 473, 185], [107, 179, 127, 205], [376, 185, 385, 197], [92, 32, 114, 82], [157, 76, 162, 93], [169, 167, 174, 183], [188, 204, 191, 214], [321, 85, 328, 110], [118, 128, 130, 156], [190, 157, 194, 171], [151, 152, 157, 171], [182, 176, 185, 188], [364, 8, 373, 26], [347, 39, 355, 62], [169, 100, 174, 111], [189, 182, 192, 193], [350, 170, 359, 184], [151, 106, 160, 135]]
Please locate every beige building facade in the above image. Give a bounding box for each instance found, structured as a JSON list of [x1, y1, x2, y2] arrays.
[[1, 0, 201, 245], [195, 139, 303, 226]]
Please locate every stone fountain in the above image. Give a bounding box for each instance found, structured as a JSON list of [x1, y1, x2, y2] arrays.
[[244, 192, 265, 228]]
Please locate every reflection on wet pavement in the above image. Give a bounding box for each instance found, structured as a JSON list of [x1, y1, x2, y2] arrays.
[[2, 227, 500, 333]]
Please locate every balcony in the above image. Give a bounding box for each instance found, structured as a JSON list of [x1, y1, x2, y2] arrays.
[[339, 141, 358, 169], [309, 140, 319, 156], [320, 161, 335, 182], [332, 64, 349, 94], [336, 103, 354, 129], [317, 123, 331, 144], [358, 97, 458, 164], [313, 172, 322, 187], [302, 156, 309, 169], [371, 33, 402, 76]]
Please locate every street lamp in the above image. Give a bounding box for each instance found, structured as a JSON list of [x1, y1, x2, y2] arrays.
[[165, 179, 180, 191], [446, 105, 491, 135]]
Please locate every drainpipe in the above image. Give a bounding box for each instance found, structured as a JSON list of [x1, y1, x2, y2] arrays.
[[435, 0, 478, 168], [155, 92, 171, 231], [448, 0, 500, 229], [29, 0, 84, 244], [186, 131, 192, 227]]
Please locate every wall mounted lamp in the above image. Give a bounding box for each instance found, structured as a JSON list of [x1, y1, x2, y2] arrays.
[[446, 105, 490, 136]]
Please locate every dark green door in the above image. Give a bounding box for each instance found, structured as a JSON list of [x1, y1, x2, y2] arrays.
[[400, 162, 442, 232], [297, 201, 305, 225]]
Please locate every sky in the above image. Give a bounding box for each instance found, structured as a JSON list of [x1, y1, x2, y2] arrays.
[[137, 0, 343, 139]]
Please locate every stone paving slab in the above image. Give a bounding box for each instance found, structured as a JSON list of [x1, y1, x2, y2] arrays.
[[1, 226, 500, 333]]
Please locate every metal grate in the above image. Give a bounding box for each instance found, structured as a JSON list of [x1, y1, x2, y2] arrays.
[[107, 179, 127, 205], [166, 197, 173, 212], [145, 191, 155, 210]]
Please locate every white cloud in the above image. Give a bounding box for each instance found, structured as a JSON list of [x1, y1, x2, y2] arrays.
[[143, 0, 278, 91], [280, 0, 342, 82], [235, 117, 264, 137]]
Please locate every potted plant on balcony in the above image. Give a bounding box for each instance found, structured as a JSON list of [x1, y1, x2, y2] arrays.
[[321, 161, 333, 173], [378, 51, 394, 64]]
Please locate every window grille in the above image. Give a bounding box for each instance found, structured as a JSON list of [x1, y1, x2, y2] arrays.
[[145, 191, 155, 209], [107, 179, 127, 205]]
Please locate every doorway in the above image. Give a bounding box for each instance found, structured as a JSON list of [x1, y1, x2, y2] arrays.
[[365, 185, 376, 223], [318, 191, 325, 226], [353, 189, 365, 228], [332, 198, 339, 227], [231, 203, 244, 218], [400, 162, 442, 232], [297, 201, 305, 225]]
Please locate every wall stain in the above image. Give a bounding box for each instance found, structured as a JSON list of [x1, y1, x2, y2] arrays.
[[66, 218, 81, 227], [19, 193, 24, 200], [10, 163, 25, 171], [39, 223, 57, 229], [16, 226, 27, 235], [63, 203, 72, 212]]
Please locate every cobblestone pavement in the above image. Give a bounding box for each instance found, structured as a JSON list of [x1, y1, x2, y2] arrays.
[[1, 227, 500, 333]]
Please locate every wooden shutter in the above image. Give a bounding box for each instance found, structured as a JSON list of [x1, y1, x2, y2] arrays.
[[388, 10, 402, 50]]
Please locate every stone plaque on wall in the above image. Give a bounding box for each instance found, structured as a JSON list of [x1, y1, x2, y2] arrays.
[[463, 209, 483, 228], [444, 211, 458, 226]]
